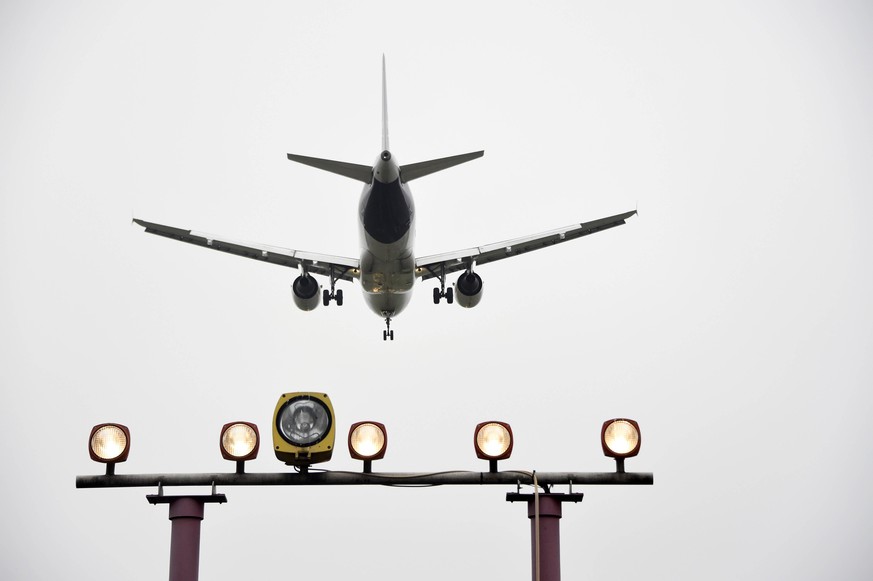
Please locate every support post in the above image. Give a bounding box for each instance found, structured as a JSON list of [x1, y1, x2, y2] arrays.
[[507, 492, 583, 581], [147, 494, 227, 581]]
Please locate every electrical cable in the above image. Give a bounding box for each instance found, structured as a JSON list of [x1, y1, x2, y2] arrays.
[[534, 471, 540, 581]]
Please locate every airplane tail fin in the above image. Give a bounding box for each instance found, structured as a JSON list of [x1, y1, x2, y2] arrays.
[[381, 56, 483, 181], [286, 57, 390, 184], [287, 57, 483, 184], [382, 54, 389, 152]]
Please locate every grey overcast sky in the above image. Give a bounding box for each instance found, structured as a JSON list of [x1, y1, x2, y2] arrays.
[[2, 1, 872, 579]]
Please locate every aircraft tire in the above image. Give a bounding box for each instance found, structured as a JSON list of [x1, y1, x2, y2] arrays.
[[336, 289, 343, 306], [323, 289, 330, 306], [433, 288, 440, 304], [446, 287, 454, 304]]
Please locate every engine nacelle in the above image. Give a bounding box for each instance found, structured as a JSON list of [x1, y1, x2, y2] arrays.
[[292, 275, 320, 311], [454, 271, 483, 308]]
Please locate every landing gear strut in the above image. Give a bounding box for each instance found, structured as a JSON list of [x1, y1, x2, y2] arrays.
[[432, 264, 453, 304], [322, 266, 344, 306], [382, 313, 394, 341]]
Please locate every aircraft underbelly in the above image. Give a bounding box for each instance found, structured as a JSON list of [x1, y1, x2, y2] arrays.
[[360, 237, 414, 316]]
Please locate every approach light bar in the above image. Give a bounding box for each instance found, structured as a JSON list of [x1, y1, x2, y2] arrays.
[[474, 421, 513, 472], [89, 423, 130, 475]]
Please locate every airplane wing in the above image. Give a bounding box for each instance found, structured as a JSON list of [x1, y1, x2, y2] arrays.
[[133, 219, 360, 281], [414, 210, 636, 281]]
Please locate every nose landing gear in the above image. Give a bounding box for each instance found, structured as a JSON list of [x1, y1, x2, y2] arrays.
[[382, 312, 394, 341]]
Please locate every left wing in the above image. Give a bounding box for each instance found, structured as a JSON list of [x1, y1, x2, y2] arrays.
[[414, 210, 636, 281], [133, 219, 360, 281]]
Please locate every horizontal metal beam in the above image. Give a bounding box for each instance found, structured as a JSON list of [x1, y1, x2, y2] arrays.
[[76, 469, 653, 489]]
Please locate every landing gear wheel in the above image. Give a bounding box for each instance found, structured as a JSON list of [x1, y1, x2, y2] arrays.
[[446, 287, 454, 304], [382, 313, 394, 341], [433, 287, 440, 304], [336, 289, 343, 306], [323, 289, 330, 306]]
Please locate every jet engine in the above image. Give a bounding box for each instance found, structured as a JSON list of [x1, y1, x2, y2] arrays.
[[454, 271, 483, 308], [292, 274, 320, 311]]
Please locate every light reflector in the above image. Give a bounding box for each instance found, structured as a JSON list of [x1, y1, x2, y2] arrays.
[[89, 423, 130, 463], [349, 421, 387, 460], [220, 422, 259, 461], [474, 421, 513, 460], [277, 396, 332, 447], [601, 419, 641, 458]]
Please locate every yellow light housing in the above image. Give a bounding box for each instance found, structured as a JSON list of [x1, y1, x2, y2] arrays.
[[601, 419, 641, 458], [474, 421, 513, 472], [272, 392, 336, 467], [220, 422, 260, 462]]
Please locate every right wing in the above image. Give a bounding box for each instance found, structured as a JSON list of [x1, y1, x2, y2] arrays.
[[415, 210, 636, 281], [133, 219, 360, 281]]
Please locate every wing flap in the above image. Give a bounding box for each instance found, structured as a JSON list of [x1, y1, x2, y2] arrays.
[[133, 219, 360, 281], [415, 210, 636, 281]]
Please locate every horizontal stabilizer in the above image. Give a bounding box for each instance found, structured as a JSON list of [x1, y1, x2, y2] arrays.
[[400, 150, 484, 183], [287, 153, 373, 183]]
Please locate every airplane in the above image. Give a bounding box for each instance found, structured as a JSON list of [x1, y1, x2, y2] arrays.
[[134, 58, 636, 340]]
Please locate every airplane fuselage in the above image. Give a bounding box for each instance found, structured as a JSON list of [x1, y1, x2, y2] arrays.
[[358, 150, 415, 317]]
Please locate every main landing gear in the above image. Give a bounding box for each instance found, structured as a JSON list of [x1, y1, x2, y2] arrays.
[[432, 264, 453, 304], [382, 313, 394, 341], [322, 266, 344, 306], [433, 286, 453, 304], [323, 288, 343, 306]]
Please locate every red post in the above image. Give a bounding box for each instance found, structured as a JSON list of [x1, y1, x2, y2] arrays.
[[147, 493, 227, 581], [507, 492, 583, 581], [529, 495, 562, 581]]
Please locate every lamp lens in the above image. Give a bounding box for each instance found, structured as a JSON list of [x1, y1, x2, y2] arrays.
[[222, 423, 257, 458], [90, 425, 127, 461], [476, 423, 511, 458], [277, 397, 332, 446], [604, 420, 639, 455], [350, 423, 385, 458]]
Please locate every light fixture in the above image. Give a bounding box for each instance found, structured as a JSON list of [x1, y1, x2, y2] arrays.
[[474, 421, 513, 472], [88, 423, 130, 475], [272, 392, 336, 470], [601, 418, 641, 473], [220, 421, 259, 473], [348, 421, 387, 473]]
